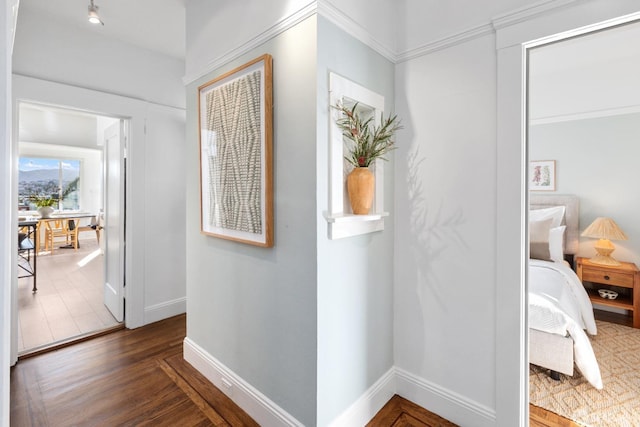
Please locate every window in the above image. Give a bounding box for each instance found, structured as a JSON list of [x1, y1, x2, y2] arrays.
[[19, 157, 81, 210]]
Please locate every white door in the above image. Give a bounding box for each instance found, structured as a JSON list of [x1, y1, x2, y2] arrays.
[[103, 121, 125, 322]]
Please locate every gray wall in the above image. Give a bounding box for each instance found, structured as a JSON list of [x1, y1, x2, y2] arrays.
[[316, 16, 396, 426], [394, 33, 498, 419], [530, 114, 640, 266], [185, 16, 318, 426]]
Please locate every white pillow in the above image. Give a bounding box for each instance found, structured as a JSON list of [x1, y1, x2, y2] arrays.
[[549, 225, 566, 263], [530, 206, 565, 228], [530, 218, 553, 261]]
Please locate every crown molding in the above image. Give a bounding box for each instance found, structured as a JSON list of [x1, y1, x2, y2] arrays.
[[316, 1, 397, 63], [396, 23, 494, 63], [396, 0, 579, 63], [492, 0, 578, 30], [182, 2, 317, 86], [183, 0, 583, 84]]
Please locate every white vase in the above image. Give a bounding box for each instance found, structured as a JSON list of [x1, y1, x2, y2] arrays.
[[37, 206, 54, 218]]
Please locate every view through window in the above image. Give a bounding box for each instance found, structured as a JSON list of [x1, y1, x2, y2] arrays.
[[19, 157, 81, 210]]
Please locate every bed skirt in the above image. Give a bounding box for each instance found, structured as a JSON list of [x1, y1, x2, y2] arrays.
[[529, 328, 574, 376]]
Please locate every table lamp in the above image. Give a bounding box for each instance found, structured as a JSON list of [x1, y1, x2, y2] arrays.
[[581, 217, 628, 266]]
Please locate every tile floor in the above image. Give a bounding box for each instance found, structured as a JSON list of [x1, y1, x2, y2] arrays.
[[17, 237, 120, 354]]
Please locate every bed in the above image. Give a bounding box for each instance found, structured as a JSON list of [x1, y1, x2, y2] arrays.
[[529, 194, 603, 389]]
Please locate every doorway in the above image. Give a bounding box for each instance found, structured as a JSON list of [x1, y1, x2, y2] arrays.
[[525, 19, 640, 423], [16, 102, 125, 356]]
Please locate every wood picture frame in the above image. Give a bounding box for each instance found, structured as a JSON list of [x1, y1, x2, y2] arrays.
[[198, 54, 273, 247], [529, 160, 556, 191]]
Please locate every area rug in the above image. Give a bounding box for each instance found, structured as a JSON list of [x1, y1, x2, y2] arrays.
[[530, 320, 640, 426]]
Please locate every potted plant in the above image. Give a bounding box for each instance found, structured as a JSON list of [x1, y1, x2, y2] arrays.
[[30, 195, 57, 218], [334, 102, 402, 214]]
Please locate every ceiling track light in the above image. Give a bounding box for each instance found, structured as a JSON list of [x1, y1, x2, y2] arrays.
[[88, 0, 104, 26]]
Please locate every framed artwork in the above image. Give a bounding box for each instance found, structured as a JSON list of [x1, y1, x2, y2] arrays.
[[198, 54, 273, 247], [529, 160, 556, 191]]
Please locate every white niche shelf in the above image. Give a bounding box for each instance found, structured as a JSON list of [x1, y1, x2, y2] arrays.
[[326, 73, 388, 240]]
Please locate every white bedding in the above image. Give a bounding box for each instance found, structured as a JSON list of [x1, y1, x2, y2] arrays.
[[529, 259, 603, 389]]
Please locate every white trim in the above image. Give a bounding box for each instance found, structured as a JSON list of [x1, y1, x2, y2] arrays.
[[326, 72, 387, 239], [492, 0, 578, 30], [183, 0, 581, 82], [183, 1, 401, 86], [9, 0, 18, 55], [396, 0, 581, 63], [523, 9, 640, 49], [2, 4, 15, 425], [317, 1, 396, 63], [143, 297, 186, 325], [183, 338, 304, 427], [396, 23, 494, 63], [496, 4, 640, 426], [182, 342, 495, 427], [12, 75, 149, 331], [495, 40, 529, 427], [328, 367, 395, 427], [182, 2, 317, 85], [530, 104, 640, 125], [395, 368, 496, 427]]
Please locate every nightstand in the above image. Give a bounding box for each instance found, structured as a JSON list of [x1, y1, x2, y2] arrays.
[[576, 257, 640, 328]]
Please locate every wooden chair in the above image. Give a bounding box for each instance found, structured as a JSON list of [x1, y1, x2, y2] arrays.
[[76, 215, 103, 245], [43, 219, 78, 253]]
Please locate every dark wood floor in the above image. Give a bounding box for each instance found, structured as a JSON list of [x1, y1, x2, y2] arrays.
[[368, 396, 577, 427], [11, 313, 575, 426], [11, 314, 257, 426], [368, 395, 457, 426], [593, 307, 633, 327]]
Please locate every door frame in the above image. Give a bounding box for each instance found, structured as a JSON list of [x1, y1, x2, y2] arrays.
[[14, 103, 125, 347], [103, 119, 126, 322], [495, 5, 640, 425], [10, 75, 147, 365]]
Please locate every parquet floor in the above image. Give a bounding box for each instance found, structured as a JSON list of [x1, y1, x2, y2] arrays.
[[367, 397, 577, 426], [11, 313, 575, 426], [368, 395, 457, 426]]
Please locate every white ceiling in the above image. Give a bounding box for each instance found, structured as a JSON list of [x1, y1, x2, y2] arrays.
[[19, 103, 116, 149], [17, 1, 185, 149], [18, 0, 186, 59]]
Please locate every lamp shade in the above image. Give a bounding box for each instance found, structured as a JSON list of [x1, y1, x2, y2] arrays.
[[581, 217, 628, 241]]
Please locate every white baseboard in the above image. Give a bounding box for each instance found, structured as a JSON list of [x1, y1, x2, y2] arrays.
[[328, 367, 396, 427], [143, 297, 186, 324], [183, 338, 494, 426], [395, 368, 496, 427], [183, 337, 304, 427]]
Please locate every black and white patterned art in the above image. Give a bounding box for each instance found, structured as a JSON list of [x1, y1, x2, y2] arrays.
[[198, 54, 273, 247]]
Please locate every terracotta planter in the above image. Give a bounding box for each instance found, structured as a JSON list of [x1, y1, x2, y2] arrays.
[[347, 167, 375, 215]]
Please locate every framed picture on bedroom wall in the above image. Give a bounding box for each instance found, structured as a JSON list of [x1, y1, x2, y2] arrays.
[[529, 160, 556, 191], [198, 54, 274, 247]]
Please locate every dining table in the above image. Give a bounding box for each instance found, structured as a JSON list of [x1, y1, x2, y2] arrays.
[[36, 212, 97, 251]]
